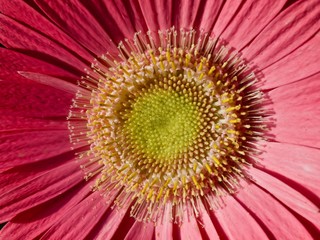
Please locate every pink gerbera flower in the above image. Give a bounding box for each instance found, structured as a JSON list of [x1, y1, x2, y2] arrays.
[[0, 0, 319, 239]]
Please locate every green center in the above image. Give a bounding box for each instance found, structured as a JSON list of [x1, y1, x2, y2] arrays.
[[124, 89, 201, 161]]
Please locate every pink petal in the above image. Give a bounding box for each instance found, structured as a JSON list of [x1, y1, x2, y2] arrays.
[[214, 0, 287, 49], [0, 130, 71, 169], [124, 221, 155, 240], [100, 0, 147, 39], [248, 167, 320, 229], [236, 182, 314, 239], [35, 0, 118, 56], [41, 191, 115, 239], [0, 80, 72, 118], [155, 204, 174, 240], [0, 48, 78, 82], [0, 146, 76, 194], [193, 0, 223, 33], [258, 141, 320, 196], [0, 0, 93, 63], [172, 0, 202, 29], [18, 71, 82, 94], [197, 199, 220, 239], [214, 195, 269, 239], [267, 74, 320, 148], [0, 179, 91, 240], [91, 205, 131, 240], [138, 0, 173, 30], [243, 0, 320, 68], [0, 14, 87, 73], [260, 34, 320, 89], [179, 203, 203, 239], [0, 160, 82, 221]]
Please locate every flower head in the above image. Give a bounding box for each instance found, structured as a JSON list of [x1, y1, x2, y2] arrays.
[[0, 0, 319, 239]]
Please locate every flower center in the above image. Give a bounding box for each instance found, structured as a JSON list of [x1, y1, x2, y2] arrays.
[[68, 28, 265, 223], [122, 88, 201, 161]]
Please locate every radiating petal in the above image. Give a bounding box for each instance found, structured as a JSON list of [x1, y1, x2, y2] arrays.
[[0, 14, 87, 73], [258, 141, 320, 197], [155, 204, 174, 240], [35, 0, 118, 56], [0, 130, 71, 169], [0, 48, 78, 82], [0, 180, 91, 240], [214, 0, 287, 49], [41, 191, 111, 240], [0, 0, 93, 63], [260, 34, 320, 89], [214, 195, 269, 240], [0, 160, 82, 221], [243, 0, 320, 68], [124, 221, 155, 240], [249, 168, 320, 229], [267, 74, 320, 148], [236, 182, 314, 240], [180, 203, 203, 240]]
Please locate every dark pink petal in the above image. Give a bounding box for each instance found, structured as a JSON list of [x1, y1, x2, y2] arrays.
[[267, 74, 320, 148], [36, 0, 118, 56], [18, 71, 82, 94], [0, 80, 72, 118], [155, 205, 174, 240], [0, 14, 87, 73], [236, 182, 314, 239], [243, 0, 320, 68], [0, 130, 71, 169], [193, 0, 223, 33], [0, 48, 78, 82], [249, 168, 320, 229], [0, 116, 67, 133], [180, 203, 202, 239], [91, 205, 130, 240], [0, 146, 76, 194], [138, 0, 173, 30], [0, 160, 82, 221], [197, 200, 220, 239], [214, 195, 269, 239], [41, 191, 113, 239], [124, 221, 155, 240], [258, 142, 320, 196], [260, 34, 320, 89], [100, 0, 147, 40], [172, 0, 202, 29], [0, 180, 91, 240], [214, 0, 286, 49], [0, 0, 93, 63]]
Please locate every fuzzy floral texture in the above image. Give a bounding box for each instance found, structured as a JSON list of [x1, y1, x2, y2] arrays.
[[0, 0, 319, 239]]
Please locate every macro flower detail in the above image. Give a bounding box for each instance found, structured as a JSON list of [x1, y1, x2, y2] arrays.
[[0, 0, 319, 240]]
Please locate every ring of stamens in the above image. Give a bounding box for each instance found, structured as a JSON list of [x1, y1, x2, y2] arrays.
[[68, 28, 265, 223]]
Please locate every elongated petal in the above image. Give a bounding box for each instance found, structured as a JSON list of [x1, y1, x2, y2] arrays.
[[0, 180, 91, 240], [258, 141, 320, 196], [0, 160, 82, 221], [214, 0, 286, 49], [236, 182, 314, 239], [124, 221, 155, 240], [35, 0, 118, 56], [41, 191, 111, 239], [249, 168, 320, 229], [0, 0, 93, 63], [0, 130, 71, 169], [214, 195, 269, 239], [243, 0, 320, 68], [261, 34, 320, 89], [0, 14, 87, 73], [267, 74, 320, 148]]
